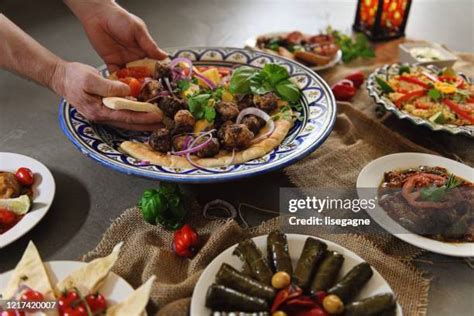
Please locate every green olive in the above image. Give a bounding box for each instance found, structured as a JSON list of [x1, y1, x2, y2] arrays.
[[272, 311, 288, 316], [271, 271, 291, 289], [323, 294, 344, 314]]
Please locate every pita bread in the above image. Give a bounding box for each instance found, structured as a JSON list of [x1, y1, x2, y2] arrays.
[[56, 242, 123, 295], [120, 117, 293, 168], [106, 276, 156, 316], [103, 97, 163, 113], [1, 242, 56, 301]]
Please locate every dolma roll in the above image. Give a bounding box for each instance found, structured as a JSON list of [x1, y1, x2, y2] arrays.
[[233, 239, 273, 284], [206, 284, 269, 312], [310, 251, 344, 294], [344, 293, 396, 316], [327, 262, 373, 302], [267, 231, 293, 275], [293, 237, 327, 289], [216, 263, 275, 302]]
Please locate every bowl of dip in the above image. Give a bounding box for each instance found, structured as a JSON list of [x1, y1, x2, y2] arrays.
[[399, 42, 457, 68]]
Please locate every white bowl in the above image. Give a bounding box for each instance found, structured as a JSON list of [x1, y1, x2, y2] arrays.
[[399, 43, 457, 68], [357, 152, 474, 257]]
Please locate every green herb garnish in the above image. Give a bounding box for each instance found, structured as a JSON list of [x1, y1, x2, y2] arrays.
[[399, 65, 411, 75], [188, 93, 216, 122], [375, 76, 394, 93], [420, 174, 461, 202], [328, 27, 375, 63], [428, 89, 442, 102]]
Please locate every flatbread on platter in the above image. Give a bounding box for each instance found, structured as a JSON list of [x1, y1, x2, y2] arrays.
[[1, 241, 56, 301], [106, 275, 156, 316], [120, 117, 293, 168], [56, 242, 123, 295]]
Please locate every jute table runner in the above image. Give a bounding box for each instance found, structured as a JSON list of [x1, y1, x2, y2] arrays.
[[83, 41, 473, 315]]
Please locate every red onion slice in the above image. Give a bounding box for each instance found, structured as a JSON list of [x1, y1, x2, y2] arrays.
[[236, 107, 275, 144], [145, 90, 170, 103], [170, 57, 193, 79], [171, 130, 215, 156], [194, 71, 217, 90]]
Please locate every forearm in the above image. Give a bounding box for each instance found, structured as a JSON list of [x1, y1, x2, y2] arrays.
[[64, 0, 118, 23], [0, 14, 63, 93]]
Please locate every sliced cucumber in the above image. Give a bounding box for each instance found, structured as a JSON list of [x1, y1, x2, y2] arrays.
[[429, 112, 445, 124]]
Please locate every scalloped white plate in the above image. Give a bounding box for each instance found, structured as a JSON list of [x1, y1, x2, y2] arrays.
[[0, 153, 55, 248]]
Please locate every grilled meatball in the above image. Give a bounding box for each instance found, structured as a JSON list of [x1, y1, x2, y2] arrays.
[[241, 115, 266, 135], [149, 128, 171, 152], [216, 101, 239, 122], [217, 121, 233, 141], [236, 94, 255, 111], [154, 63, 172, 80], [157, 96, 187, 117], [196, 137, 220, 158], [138, 79, 163, 102], [174, 110, 196, 134], [219, 124, 254, 150], [0, 172, 21, 199], [172, 135, 191, 152], [254, 92, 279, 113]]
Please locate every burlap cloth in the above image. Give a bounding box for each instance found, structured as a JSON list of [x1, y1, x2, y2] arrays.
[[83, 40, 473, 316]]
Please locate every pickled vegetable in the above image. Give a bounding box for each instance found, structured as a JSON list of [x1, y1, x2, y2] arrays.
[[233, 239, 273, 284], [310, 251, 344, 294], [267, 231, 293, 275], [216, 263, 275, 302], [344, 293, 396, 316], [293, 238, 327, 289], [206, 284, 269, 312], [322, 294, 344, 314], [271, 271, 291, 289], [327, 262, 373, 302]]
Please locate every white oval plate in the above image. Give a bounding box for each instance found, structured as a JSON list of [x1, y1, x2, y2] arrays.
[[357, 152, 474, 257], [0, 152, 56, 248], [190, 234, 402, 316], [245, 32, 342, 71], [0, 261, 134, 305]]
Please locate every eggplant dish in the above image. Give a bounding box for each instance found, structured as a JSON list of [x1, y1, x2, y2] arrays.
[[205, 231, 397, 315], [103, 58, 302, 170], [378, 166, 473, 242]]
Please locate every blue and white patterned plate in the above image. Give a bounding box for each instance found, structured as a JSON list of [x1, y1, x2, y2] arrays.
[[59, 47, 336, 183], [367, 63, 474, 137]]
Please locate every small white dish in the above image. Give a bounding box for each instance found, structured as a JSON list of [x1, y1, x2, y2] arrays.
[[190, 234, 402, 316], [399, 43, 457, 68], [0, 152, 56, 248], [357, 152, 474, 257], [0, 261, 134, 305]]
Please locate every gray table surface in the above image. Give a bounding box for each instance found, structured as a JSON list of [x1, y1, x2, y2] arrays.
[[0, 0, 473, 315]]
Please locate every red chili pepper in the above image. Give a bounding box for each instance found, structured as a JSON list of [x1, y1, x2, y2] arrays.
[[172, 224, 199, 258], [415, 101, 430, 109], [395, 90, 427, 108], [438, 75, 465, 88], [271, 285, 303, 312], [443, 99, 474, 124], [344, 71, 365, 89], [332, 83, 357, 101], [396, 88, 410, 94], [399, 76, 430, 88]]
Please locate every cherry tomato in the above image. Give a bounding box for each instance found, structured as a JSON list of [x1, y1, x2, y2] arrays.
[[21, 289, 44, 301], [314, 291, 327, 305], [61, 305, 87, 316], [2, 311, 25, 316], [331, 83, 357, 101], [85, 293, 107, 313], [0, 209, 17, 226], [58, 290, 80, 312], [15, 167, 34, 186], [119, 77, 142, 97], [172, 224, 199, 258], [116, 66, 152, 79], [344, 71, 365, 89]]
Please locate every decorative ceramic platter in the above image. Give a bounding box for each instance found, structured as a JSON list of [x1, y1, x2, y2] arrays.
[[357, 152, 474, 257], [367, 64, 473, 137], [191, 234, 402, 316], [0, 152, 55, 248], [0, 261, 134, 305], [59, 47, 336, 183], [245, 32, 343, 72]]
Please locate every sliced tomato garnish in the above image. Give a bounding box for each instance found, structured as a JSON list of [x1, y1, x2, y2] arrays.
[[119, 77, 142, 97]]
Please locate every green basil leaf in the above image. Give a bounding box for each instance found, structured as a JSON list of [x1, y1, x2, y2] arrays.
[[177, 80, 191, 92], [204, 106, 216, 122], [275, 79, 301, 103], [188, 93, 211, 119], [262, 63, 289, 85], [229, 66, 258, 94], [375, 76, 394, 94], [138, 189, 166, 225]]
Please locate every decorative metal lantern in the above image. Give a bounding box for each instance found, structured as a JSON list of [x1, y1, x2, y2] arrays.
[[353, 0, 412, 41]]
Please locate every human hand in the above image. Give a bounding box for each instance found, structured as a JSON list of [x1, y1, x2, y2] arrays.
[[65, 0, 167, 72], [51, 61, 163, 131]]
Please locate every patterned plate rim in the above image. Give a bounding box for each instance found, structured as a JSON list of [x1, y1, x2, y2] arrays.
[[58, 47, 336, 183], [367, 63, 474, 137]]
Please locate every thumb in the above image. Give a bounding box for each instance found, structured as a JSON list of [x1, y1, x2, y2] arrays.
[[136, 27, 168, 60], [89, 76, 131, 97]]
